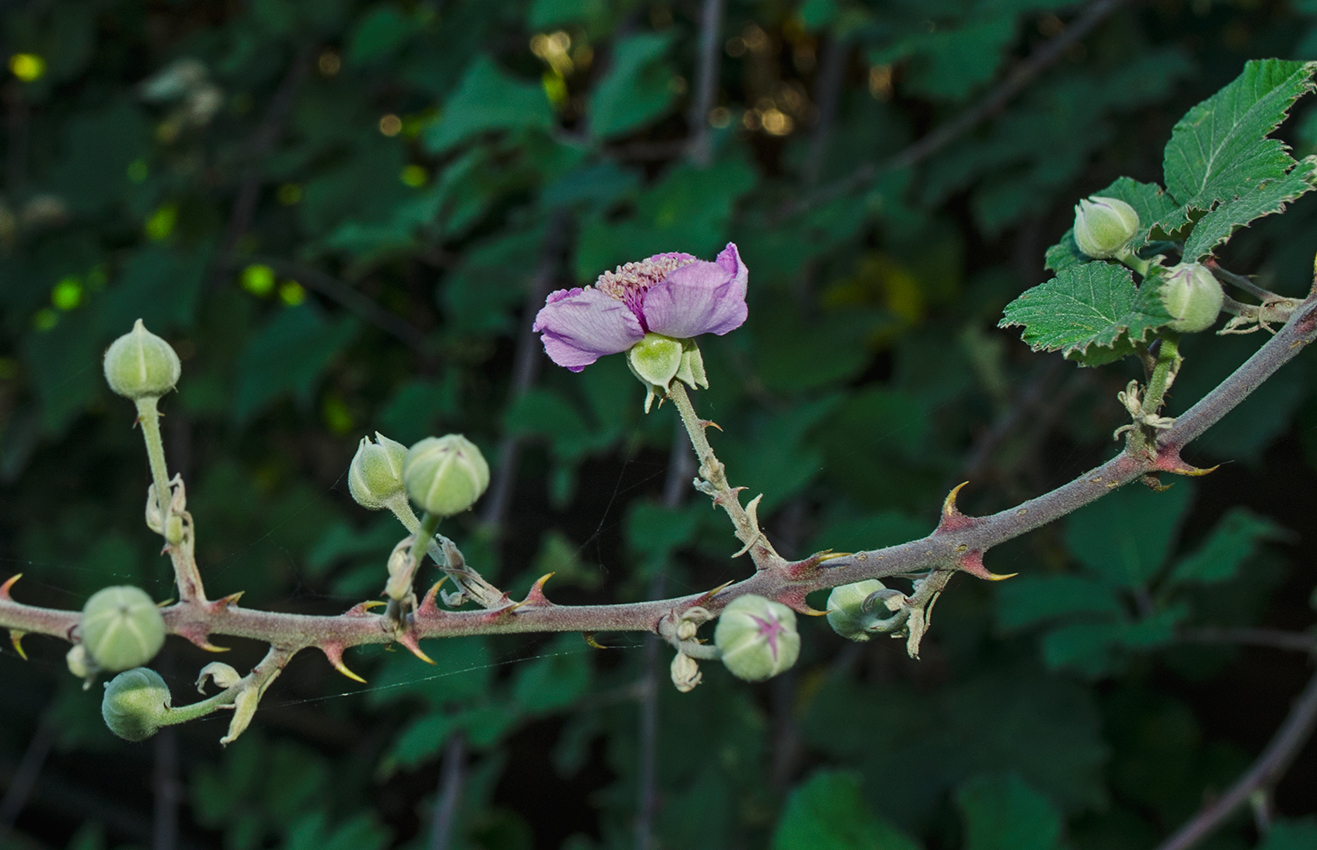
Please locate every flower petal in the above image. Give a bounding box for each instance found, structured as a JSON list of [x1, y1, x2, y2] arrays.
[[533, 287, 645, 371], [641, 243, 748, 339]]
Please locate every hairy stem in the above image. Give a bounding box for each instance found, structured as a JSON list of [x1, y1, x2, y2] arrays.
[[3, 295, 1317, 675], [668, 382, 779, 566]]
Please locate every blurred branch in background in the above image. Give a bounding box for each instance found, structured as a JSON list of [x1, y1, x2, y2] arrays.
[[786, 0, 1134, 218]]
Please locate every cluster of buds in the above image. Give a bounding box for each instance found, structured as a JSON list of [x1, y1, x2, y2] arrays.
[[1073, 197, 1224, 334]]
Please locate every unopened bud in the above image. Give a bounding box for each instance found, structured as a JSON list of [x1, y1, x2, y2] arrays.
[[1073, 196, 1139, 259], [103, 319, 181, 400], [102, 668, 172, 742], [403, 435, 490, 517], [1160, 262, 1224, 333], [826, 580, 888, 642], [714, 594, 800, 682], [670, 652, 702, 692], [348, 432, 408, 509], [81, 586, 166, 672]]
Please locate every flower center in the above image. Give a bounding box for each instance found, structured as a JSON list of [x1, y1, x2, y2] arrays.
[[595, 255, 695, 319]]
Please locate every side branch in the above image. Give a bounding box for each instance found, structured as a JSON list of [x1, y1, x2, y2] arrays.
[[3, 293, 1317, 658], [1155, 667, 1317, 850]]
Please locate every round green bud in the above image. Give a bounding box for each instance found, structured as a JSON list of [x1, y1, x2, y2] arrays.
[[714, 594, 801, 682], [403, 435, 490, 517], [102, 668, 172, 742], [1160, 262, 1224, 333], [1073, 196, 1140, 259], [627, 333, 683, 389], [826, 579, 888, 642], [348, 432, 409, 510], [103, 319, 181, 400], [81, 586, 166, 672]]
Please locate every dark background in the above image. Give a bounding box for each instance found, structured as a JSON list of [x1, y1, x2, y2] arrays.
[[1, 1, 1316, 848]]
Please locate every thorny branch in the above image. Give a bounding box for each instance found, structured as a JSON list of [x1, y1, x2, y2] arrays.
[[4, 287, 1317, 658]]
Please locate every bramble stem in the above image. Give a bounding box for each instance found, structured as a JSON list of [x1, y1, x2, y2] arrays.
[[667, 382, 780, 566], [3, 294, 1317, 697]]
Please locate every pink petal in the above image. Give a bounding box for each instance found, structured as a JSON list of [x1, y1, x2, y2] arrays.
[[641, 243, 748, 339], [533, 287, 645, 371]]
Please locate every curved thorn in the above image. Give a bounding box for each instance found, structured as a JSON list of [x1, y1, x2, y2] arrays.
[[0, 573, 21, 600], [583, 632, 608, 649], [10, 630, 28, 660], [399, 634, 436, 665], [333, 660, 367, 683], [943, 481, 969, 517]]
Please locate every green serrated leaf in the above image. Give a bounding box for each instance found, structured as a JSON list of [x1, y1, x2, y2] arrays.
[[1168, 507, 1288, 585], [773, 770, 922, 850], [423, 55, 554, 153], [1065, 481, 1194, 590], [1043, 231, 1086, 273], [1162, 59, 1317, 225], [1183, 156, 1317, 258], [588, 33, 677, 139], [956, 773, 1062, 850], [996, 575, 1126, 631], [999, 262, 1172, 358]]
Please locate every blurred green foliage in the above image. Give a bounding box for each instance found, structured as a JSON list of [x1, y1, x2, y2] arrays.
[[2, 1, 1317, 849]]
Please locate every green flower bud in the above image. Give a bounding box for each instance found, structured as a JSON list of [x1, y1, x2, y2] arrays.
[[102, 668, 172, 742], [1073, 196, 1140, 259], [103, 319, 181, 400], [826, 580, 889, 642], [714, 594, 800, 682], [348, 432, 409, 510], [403, 435, 490, 517], [1160, 262, 1224, 333], [81, 586, 166, 672]]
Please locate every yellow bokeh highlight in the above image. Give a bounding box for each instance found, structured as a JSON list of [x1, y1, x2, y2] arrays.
[[400, 165, 428, 188], [321, 394, 354, 435], [9, 54, 45, 82], [278, 281, 305, 306], [379, 114, 402, 136], [145, 204, 178, 241], [240, 264, 276, 296], [52, 276, 83, 311]]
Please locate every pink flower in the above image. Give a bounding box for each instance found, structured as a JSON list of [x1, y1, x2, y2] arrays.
[[533, 243, 748, 371]]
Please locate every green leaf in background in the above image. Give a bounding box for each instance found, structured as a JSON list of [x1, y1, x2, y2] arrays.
[[1258, 818, 1317, 850], [773, 770, 922, 850], [424, 55, 554, 153], [99, 244, 210, 335], [996, 575, 1126, 631], [1182, 156, 1317, 259], [998, 262, 1173, 361], [1064, 482, 1194, 589], [875, 17, 1016, 102], [511, 634, 591, 713], [49, 101, 150, 213], [1041, 605, 1186, 676], [232, 306, 357, 425], [588, 32, 677, 139], [1162, 59, 1317, 226], [1168, 507, 1288, 585], [955, 773, 1062, 850], [347, 4, 418, 65]]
